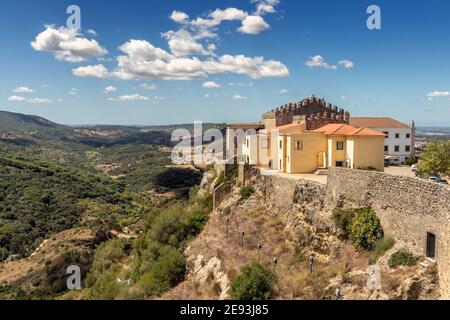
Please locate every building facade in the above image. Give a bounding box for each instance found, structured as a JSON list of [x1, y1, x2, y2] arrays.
[[227, 97, 386, 174], [349, 117, 416, 164]]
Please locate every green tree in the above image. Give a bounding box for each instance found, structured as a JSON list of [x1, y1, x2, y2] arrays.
[[230, 261, 277, 300], [417, 140, 450, 176], [348, 208, 384, 251], [137, 247, 186, 296]]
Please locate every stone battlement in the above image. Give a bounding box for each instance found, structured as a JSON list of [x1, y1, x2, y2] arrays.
[[262, 96, 350, 130]]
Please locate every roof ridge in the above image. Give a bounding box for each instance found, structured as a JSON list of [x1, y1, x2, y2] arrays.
[[330, 123, 345, 135]]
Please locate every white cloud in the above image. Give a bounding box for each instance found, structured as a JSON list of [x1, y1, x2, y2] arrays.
[[116, 94, 150, 101], [68, 88, 78, 95], [233, 94, 248, 100], [154, 96, 166, 102], [253, 0, 280, 15], [72, 64, 110, 78], [170, 11, 189, 24], [28, 98, 53, 104], [202, 81, 221, 89], [8, 95, 27, 102], [112, 40, 289, 80], [341, 96, 347, 100], [426, 91, 450, 97], [13, 86, 34, 93], [104, 86, 117, 94], [280, 89, 288, 94], [238, 16, 270, 34], [228, 82, 254, 87], [162, 29, 210, 56], [204, 94, 210, 98], [339, 59, 354, 69], [7, 95, 53, 103], [31, 26, 107, 62], [140, 83, 156, 90], [86, 29, 98, 36], [305, 55, 337, 70]]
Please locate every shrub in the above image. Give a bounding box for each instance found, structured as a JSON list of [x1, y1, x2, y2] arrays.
[[348, 208, 384, 251], [230, 261, 277, 300], [138, 247, 186, 296], [331, 208, 356, 239], [405, 156, 417, 166], [223, 206, 231, 216], [150, 207, 191, 248], [0, 247, 8, 262], [388, 250, 418, 269], [239, 185, 254, 200], [369, 237, 395, 264]]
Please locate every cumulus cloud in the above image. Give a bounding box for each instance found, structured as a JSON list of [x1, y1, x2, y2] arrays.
[[162, 29, 211, 56], [31, 26, 107, 62], [170, 11, 189, 24], [280, 89, 288, 94], [202, 81, 221, 89], [104, 85, 117, 94], [13, 86, 34, 93], [426, 91, 450, 97], [233, 94, 248, 100], [8, 96, 27, 102], [72, 64, 110, 78], [112, 40, 289, 80], [305, 55, 337, 70], [239, 16, 270, 34], [338, 59, 354, 69], [253, 0, 280, 15]]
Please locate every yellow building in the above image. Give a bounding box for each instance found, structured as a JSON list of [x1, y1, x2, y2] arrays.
[[242, 122, 385, 174], [227, 96, 386, 174]]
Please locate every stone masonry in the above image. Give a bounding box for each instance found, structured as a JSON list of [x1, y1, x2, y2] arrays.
[[327, 168, 450, 298], [261, 96, 350, 130]]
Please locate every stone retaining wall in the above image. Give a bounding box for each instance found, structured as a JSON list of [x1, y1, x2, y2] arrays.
[[327, 167, 450, 298]]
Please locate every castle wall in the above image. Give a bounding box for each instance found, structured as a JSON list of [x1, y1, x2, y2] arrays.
[[327, 167, 450, 298], [268, 97, 350, 129]]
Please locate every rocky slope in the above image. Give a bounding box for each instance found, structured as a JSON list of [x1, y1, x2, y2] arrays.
[[164, 170, 440, 300]]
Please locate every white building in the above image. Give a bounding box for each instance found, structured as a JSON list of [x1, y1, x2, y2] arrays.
[[349, 117, 416, 164]]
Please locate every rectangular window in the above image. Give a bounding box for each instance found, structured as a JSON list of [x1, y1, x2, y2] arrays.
[[295, 140, 303, 150], [395, 145, 400, 152], [395, 133, 400, 139], [335, 161, 344, 167], [279, 140, 282, 149], [336, 141, 344, 151], [384, 145, 388, 152], [383, 131, 389, 138], [405, 145, 411, 152], [406, 133, 411, 139]]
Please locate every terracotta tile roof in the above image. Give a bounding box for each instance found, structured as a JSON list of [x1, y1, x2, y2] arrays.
[[313, 124, 385, 137], [349, 117, 410, 129]]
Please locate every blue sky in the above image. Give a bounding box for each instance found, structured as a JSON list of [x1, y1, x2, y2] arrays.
[[0, 0, 449, 126]]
